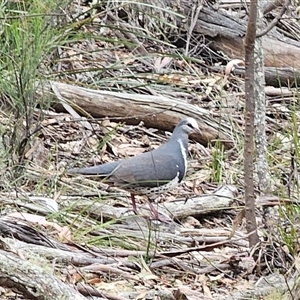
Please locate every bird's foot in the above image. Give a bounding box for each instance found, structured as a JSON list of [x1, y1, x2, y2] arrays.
[[148, 202, 173, 224], [131, 194, 172, 223], [151, 214, 173, 224]]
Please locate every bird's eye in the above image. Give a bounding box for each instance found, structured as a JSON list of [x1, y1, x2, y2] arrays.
[[187, 123, 194, 129]]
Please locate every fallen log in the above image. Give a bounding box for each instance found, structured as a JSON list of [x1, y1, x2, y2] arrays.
[[193, 6, 300, 68], [101, 1, 300, 81], [38, 81, 235, 148], [0, 249, 86, 300]]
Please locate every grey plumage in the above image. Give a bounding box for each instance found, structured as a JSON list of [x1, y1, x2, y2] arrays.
[[68, 117, 200, 219]]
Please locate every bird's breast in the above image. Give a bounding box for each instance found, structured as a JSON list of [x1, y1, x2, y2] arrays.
[[128, 172, 181, 196]]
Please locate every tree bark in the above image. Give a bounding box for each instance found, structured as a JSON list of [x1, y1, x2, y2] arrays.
[[255, 1, 270, 192], [244, 0, 260, 246]]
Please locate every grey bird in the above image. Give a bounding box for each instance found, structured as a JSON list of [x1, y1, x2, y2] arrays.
[[68, 117, 200, 220]]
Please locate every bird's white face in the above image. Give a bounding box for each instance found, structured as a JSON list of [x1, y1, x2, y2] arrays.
[[183, 117, 200, 135]]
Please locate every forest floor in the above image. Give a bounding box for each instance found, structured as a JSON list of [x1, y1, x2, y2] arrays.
[[1, 0, 300, 299]]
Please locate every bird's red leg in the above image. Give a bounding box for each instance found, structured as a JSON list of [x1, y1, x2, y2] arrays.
[[131, 194, 138, 214], [148, 202, 172, 223], [131, 195, 172, 223], [148, 202, 159, 219]]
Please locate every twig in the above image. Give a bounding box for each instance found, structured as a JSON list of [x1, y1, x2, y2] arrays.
[[185, 1, 203, 56], [257, 0, 291, 38]]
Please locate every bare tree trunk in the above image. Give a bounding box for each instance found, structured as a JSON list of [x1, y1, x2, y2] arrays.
[[255, 1, 270, 192], [244, 0, 259, 246]]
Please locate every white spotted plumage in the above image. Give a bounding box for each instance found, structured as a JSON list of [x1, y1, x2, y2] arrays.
[[129, 172, 180, 197]]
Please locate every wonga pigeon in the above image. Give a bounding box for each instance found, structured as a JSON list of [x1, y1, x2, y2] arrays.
[[68, 118, 200, 220]]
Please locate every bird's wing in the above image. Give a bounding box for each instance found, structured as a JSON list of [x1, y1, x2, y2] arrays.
[[110, 150, 185, 188], [68, 160, 122, 176]]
